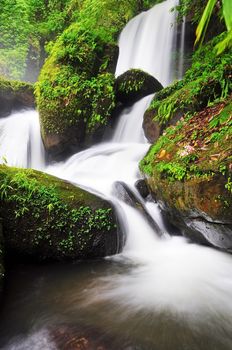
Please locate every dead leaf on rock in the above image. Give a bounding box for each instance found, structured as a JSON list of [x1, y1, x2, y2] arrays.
[[157, 149, 166, 159]]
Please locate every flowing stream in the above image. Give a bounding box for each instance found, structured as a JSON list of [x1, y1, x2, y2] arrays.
[[0, 0, 232, 349]]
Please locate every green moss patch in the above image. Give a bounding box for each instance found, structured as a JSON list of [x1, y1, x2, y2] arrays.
[[141, 98, 232, 183], [0, 166, 119, 261], [115, 68, 163, 105]]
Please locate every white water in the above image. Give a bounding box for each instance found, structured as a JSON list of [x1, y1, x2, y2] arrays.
[[115, 0, 179, 86], [0, 110, 45, 170], [1, 0, 232, 348], [178, 16, 186, 79], [40, 0, 232, 331]]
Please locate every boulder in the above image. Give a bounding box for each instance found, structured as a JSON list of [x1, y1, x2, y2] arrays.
[[0, 165, 122, 261], [0, 77, 34, 118], [115, 69, 163, 105], [149, 175, 232, 250], [113, 181, 163, 236], [135, 179, 149, 198], [141, 99, 232, 251]]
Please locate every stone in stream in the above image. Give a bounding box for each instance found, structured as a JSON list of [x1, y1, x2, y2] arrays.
[[0, 165, 123, 261], [115, 69, 163, 106], [135, 179, 149, 199], [113, 181, 163, 237]]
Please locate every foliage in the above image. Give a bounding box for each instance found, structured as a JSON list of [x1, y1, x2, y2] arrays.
[[0, 0, 161, 81], [0, 0, 72, 80], [175, 0, 208, 23], [195, 0, 232, 54], [36, 0, 154, 149], [140, 99, 232, 185]]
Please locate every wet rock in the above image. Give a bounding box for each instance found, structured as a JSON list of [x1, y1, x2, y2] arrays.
[[143, 108, 183, 143], [135, 179, 149, 198], [148, 175, 232, 251], [36, 22, 119, 161], [50, 325, 115, 350], [0, 165, 122, 261], [113, 181, 163, 236], [113, 181, 139, 207], [0, 77, 34, 118], [115, 69, 163, 105]]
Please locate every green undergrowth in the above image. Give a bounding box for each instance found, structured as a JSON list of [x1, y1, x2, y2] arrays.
[[0, 166, 116, 259], [148, 33, 232, 125], [141, 98, 232, 187]]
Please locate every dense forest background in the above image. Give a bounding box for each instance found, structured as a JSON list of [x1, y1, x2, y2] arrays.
[[0, 0, 213, 82]]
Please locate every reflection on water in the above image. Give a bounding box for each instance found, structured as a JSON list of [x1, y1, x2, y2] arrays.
[[0, 251, 232, 350]]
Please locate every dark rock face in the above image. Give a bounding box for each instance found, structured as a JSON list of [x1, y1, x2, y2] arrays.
[[115, 69, 163, 105], [135, 179, 149, 198], [0, 221, 4, 293], [0, 77, 34, 118], [0, 166, 122, 261], [143, 107, 185, 143], [148, 175, 232, 251], [36, 23, 119, 161], [142, 108, 164, 143], [113, 181, 163, 236]]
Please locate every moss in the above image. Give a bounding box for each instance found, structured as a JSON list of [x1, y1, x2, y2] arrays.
[[0, 165, 119, 261], [35, 21, 118, 154], [147, 33, 232, 125], [141, 99, 232, 186], [0, 75, 34, 96], [36, 1, 164, 156], [115, 68, 163, 104], [0, 76, 35, 117]]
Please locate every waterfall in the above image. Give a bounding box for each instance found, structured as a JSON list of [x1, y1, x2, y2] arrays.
[[178, 16, 186, 79], [115, 0, 179, 86], [1, 1, 232, 348], [0, 110, 45, 170]]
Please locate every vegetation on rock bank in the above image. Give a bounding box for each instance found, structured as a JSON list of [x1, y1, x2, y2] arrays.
[[0, 76, 34, 117], [140, 24, 232, 248], [0, 165, 120, 261]]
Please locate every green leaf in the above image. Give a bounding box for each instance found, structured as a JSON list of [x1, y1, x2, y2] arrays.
[[222, 0, 232, 31], [195, 0, 217, 46], [215, 29, 232, 55]]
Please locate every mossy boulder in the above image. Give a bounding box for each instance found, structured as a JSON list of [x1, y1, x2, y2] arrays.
[[0, 76, 34, 118], [140, 99, 232, 250], [36, 25, 117, 159], [0, 165, 122, 261], [36, 0, 149, 160], [115, 69, 163, 105]]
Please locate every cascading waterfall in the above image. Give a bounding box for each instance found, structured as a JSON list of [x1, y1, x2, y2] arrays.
[[178, 16, 186, 79], [1, 0, 232, 349], [0, 109, 45, 170]]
